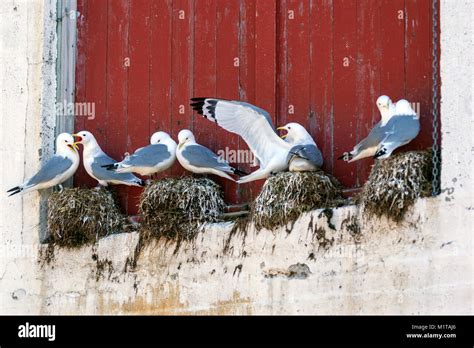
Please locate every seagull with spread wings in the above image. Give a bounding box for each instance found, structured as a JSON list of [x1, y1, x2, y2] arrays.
[[190, 98, 293, 183]]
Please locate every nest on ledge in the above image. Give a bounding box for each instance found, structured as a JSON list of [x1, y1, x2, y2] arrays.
[[360, 150, 434, 222], [250, 170, 345, 231], [47, 187, 123, 248], [138, 177, 225, 245]]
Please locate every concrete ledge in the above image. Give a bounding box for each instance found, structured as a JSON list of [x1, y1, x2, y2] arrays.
[[22, 196, 471, 315]]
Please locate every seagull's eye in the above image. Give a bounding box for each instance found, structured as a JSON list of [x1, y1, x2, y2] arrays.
[[288, 127, 291, 130]]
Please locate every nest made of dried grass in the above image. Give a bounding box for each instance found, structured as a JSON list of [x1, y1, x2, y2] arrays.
[[251, 171, 345, 231], [360, 150, 434, 221], [139, 177, 226, 244], [47, 188, 123, 248]]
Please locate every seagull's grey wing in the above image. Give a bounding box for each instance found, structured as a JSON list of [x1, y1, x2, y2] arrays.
[[190, 98, 290, 168], [382, 115, 420, 145], [121, 144, 171, 167], [26, 155, 73, 187], [92, 153, 142, 182], [353, 121, 387, 152], [182, 144, 233, 173], [288, 144, 323, 167], [374, 115, 420, 158]]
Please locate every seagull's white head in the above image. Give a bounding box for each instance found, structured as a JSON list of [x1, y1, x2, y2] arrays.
[[376, 95, 393, 112], [177, 129, 196, 149], [56, 133, 79, 156], [72, 130, 98, 148], [277, 122, 313, 144], [376, 95, 396, 125], [150, 131, 171, 145]]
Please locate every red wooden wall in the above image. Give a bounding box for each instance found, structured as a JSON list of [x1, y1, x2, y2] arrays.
[[75, 0, 440, 214]]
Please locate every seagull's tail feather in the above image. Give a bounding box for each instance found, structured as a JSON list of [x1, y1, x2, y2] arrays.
[[337, 152, 353, 162], [101, 163, 118, 171], [7, 186, 22, 197], [231, 167, 248, 177]]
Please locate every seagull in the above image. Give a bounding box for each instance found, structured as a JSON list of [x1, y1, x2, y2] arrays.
[[339, 98, 419, 162], [373, 100, 420, 159], [276, 122, 324, 172], [190, 98, 292, 183], [73, 130, 144, 187], [176, 129, 246, 181], [101, 131, 177, 177], [7, 133, 80, 196]]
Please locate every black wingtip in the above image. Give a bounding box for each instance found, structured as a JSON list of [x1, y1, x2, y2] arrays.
[[138, 179, 146, 187], [7, 187, 21, 197], [7, 186, 20, 193]]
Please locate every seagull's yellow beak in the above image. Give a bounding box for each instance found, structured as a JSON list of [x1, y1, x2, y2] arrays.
[[72, 142, 79, 150], [178, 142, 184, 150], [277, 126, 288, 139]]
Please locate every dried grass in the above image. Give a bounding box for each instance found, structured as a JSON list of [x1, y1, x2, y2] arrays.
[[47, 188, 123, 248], [360, 150, 433, 221], [251, 171, 345, 231], [138, 177, 225, 244]]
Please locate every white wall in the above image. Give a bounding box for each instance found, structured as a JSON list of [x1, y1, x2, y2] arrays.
[[0, 0, 472, 314]]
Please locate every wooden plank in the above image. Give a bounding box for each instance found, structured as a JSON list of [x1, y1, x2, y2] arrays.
[[193, 0, 217, 151], [309, 0, 334, 174], [276, 0, 288, 127], [171, 0, 194, 177], [106, 0, 130, 212], [355, 0, 380, 185], [379, 0, 405, 99], [126, 0, 151, 214], [405, 0, 434, 151], [285, 0, 310, 128], [216, 0, 240, 204], [81, 0, 108, 188], [150, 0, 173, 179], [332, 0, 358, 187]]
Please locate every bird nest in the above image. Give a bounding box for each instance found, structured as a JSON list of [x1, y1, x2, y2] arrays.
[[360, 150, 434, 222], [139, 177, 225, 245], [47, 188, 123, 248], [251, 171, 345, 231]]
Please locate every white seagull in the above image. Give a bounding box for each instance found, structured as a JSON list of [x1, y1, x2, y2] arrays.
[[101, 131, 177, 177], [176, 129, 246, 181], [73, 131, 144, 187], [7, 133, 80, 196], [190, 98, 292, 183], [339, 98, 419, 162], [276, 122, 324, 172], [373, 100, 420, 159]]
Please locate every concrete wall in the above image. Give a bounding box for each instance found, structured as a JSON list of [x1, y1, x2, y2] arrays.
[[0, 0, 472, 314]]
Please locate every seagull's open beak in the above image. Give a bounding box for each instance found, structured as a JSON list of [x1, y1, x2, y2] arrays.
[[72, 142, 79, 150], [277, 126, 288, 139], [72, 133, 82, 143]]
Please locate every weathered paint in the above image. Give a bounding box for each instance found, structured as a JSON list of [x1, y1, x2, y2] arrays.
[[74, 0, 440, 214], [0, 0, 471, 316]]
